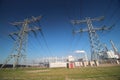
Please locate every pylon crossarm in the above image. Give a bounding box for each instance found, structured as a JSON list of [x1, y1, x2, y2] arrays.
[[91, 16, 104, 21], [74, 28, 88, 33], [71, 20, 86, 25], [10, 22, 23, 26]]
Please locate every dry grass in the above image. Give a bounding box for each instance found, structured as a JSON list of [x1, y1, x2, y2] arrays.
[[0, 65, 120, 80]]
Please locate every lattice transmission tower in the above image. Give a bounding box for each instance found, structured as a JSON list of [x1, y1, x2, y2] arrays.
[[1, 16, 42, 69], [71, 16, 113, 61]]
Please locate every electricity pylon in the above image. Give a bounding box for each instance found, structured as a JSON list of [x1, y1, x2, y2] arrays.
[[71, 16, 113, 61], [1, 16, 42, 69]]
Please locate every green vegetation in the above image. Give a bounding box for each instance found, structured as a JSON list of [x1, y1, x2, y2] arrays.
[[0, 66, 120, 80]]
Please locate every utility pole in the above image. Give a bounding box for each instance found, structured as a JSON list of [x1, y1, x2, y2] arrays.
[[71, 16, 112, 61], [1, 16, 42, 69]]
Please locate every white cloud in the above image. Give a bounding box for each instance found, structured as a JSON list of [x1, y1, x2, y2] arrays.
[[74, 50, 85, 54]]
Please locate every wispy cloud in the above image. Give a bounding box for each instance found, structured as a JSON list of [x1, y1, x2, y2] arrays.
[[74, 50, 85, 54]]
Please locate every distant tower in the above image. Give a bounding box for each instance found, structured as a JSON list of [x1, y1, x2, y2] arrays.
[[1, 16, 42, 69], [71, 16, 112, 61]]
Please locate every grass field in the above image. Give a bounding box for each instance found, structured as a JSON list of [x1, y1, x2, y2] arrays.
[[0, 65, 120, 80]]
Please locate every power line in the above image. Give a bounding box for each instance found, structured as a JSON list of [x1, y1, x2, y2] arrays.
[[39, 30, 53, 56], [102, 0, 113, 17], [107, 5, 120, 25], [30, 18, 53, 56]]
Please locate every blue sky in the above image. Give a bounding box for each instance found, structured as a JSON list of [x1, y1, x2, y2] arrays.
[[0, 0, 120, 63]]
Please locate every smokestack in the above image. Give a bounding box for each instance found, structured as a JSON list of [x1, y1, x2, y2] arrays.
[[110, 40, 118, 54], [110, 40, 119, 58]]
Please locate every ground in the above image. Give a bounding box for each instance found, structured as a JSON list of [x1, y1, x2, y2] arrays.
[[0, 65, 120, 80]]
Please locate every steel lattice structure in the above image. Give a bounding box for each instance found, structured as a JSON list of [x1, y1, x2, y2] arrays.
[[71, 16, 112, 61], [1, 16, 42, 69]]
